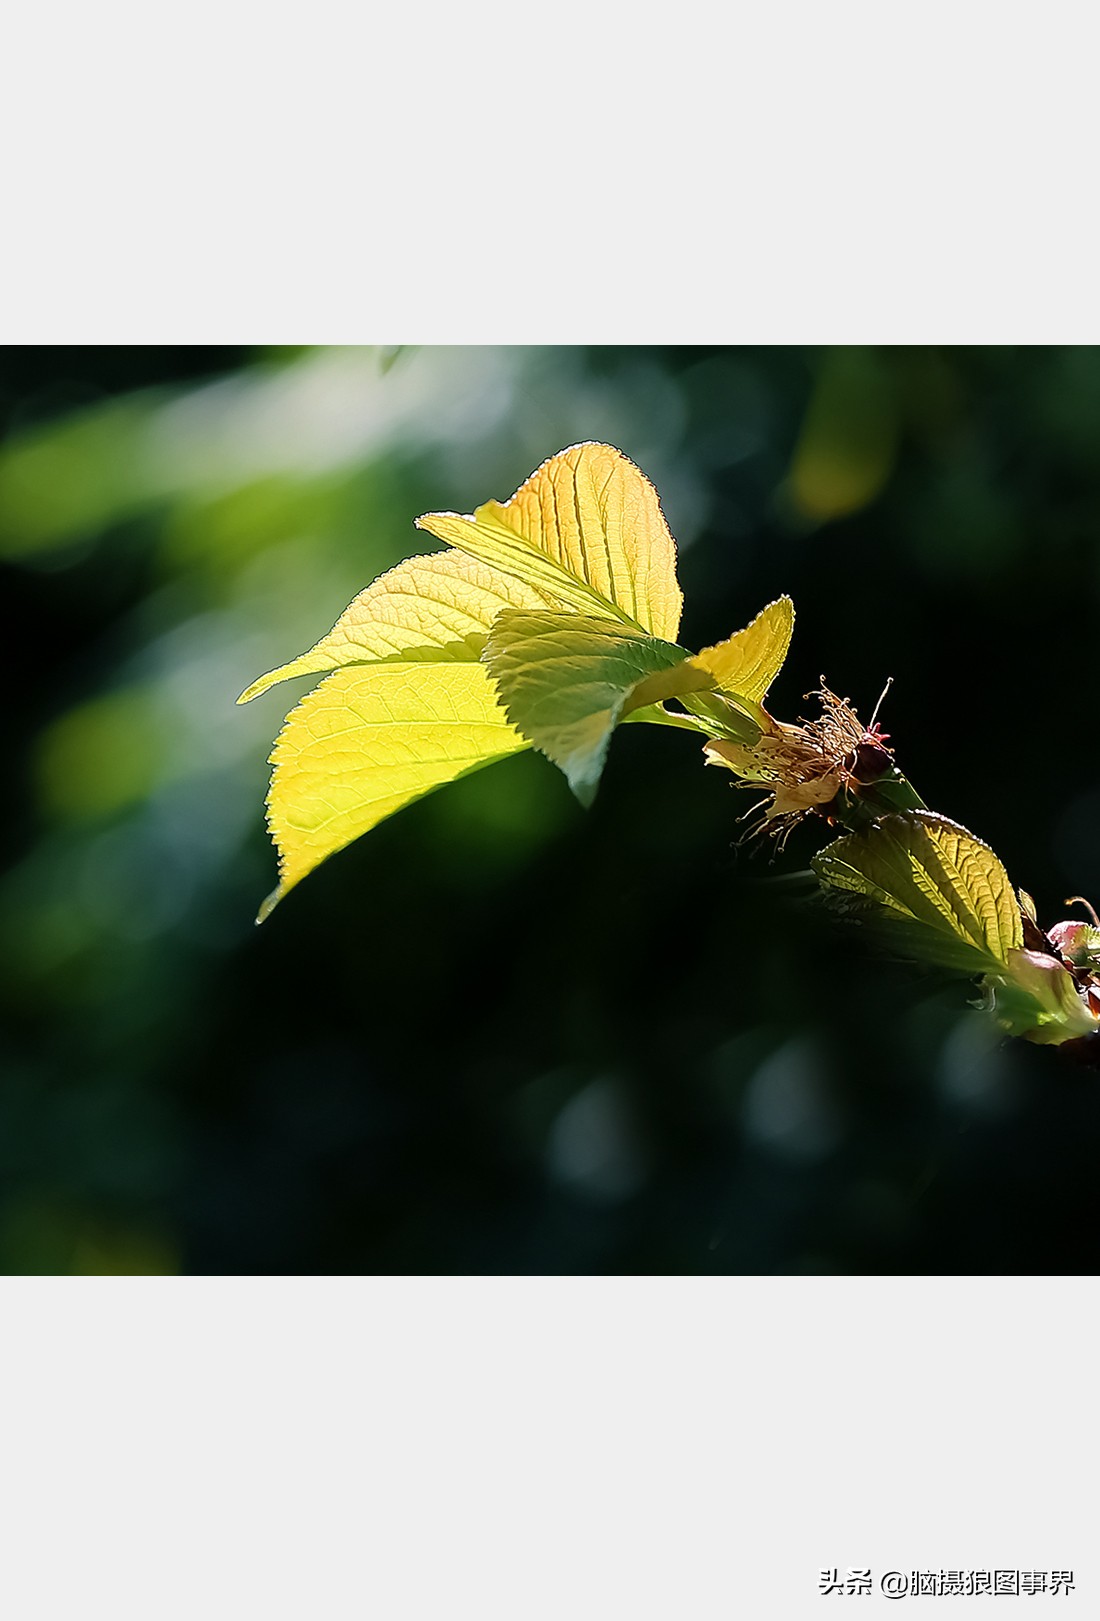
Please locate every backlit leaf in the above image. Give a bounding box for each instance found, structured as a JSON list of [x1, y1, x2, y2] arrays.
[[675, 594, 795, 735], [623, 596, 794, 740], [483, 611, 694, 806], [243, 444, 791, 910], [691, 596, 794, 706], [416, 443, 683, 641], [260, 662, 527, 919], [812, 811, 1023, 974], [238, 550, 555, 703]]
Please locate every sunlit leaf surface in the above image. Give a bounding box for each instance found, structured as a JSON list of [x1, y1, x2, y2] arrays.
[[691, 596, 794, 706], [416, 443, 683, 641], [812, 810, 1023, 974], [238, 550, 554, 702], [245, 443, 793, 905], [261, 663, 527, 918]]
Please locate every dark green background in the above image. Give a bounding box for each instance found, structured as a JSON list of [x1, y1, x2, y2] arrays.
[[2, 345, 1098, 1274]]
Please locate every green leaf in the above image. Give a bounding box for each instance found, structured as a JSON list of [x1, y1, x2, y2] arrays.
[[621, 703, 713, 734], [812, 810, 1023, 974], [238, 549, 555, 703], [416, 442, 683, 641], [484, 596, 799, 804], [483, 611, 697, 806], [984, 950, 1100, 1044], [259, 662, 528, 919]]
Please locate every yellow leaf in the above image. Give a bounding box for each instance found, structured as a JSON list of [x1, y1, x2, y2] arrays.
[[238, 550, 554, 704], [692, 596, 794, 706], [415, 442, 683, 641], [624, 596, 794, 741], [261, 662, 527, 919]]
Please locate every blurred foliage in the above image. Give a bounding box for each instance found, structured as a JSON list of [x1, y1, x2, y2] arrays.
[[3, 345, 1100, 1274]]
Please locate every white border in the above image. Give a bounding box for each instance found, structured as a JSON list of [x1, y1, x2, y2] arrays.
[[3, 5, 1096, 342], [0, 1277, 1094, 1616]]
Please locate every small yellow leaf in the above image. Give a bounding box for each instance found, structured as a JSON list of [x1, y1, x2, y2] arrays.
[[238, 550, 554, 704], [261, 662, 527, 917], [625, 596, 794, 740], [692, 596, 794, 706], [416, 443, 683, 642]]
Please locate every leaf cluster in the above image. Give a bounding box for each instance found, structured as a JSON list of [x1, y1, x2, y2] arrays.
[[240, 443, 1100, 1050]]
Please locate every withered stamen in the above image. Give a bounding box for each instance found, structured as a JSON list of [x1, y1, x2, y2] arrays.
[[705, 679, 895, 846]]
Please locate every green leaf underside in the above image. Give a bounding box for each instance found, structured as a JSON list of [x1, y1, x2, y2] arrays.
[[679, 690, 763, 743], [621, 703, 714, 733], [483, 611, 700, 806], [812, 811, 1023, 975], [260, 662, 527, 919], [238, 550, 558, 704]]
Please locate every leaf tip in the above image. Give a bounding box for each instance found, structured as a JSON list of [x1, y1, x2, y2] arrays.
[[414, 510, 453, 535], [569, 775, 599, 810], [239, 668, 286, 704], [255, 885, 284, 925]]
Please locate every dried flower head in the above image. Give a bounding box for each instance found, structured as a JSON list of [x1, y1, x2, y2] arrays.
[[704, 679, 894, 848]]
